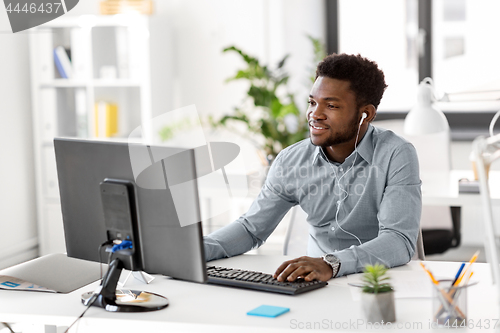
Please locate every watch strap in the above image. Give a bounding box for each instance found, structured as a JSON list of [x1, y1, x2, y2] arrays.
[[322, 254, 341, 278]]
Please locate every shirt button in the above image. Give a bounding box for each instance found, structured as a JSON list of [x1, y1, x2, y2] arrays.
[[331, 226, 335, 231], [339, 167, 343, 172]]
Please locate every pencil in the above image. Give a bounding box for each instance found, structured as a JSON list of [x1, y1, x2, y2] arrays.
[[420, 263, 466, 319], [454, 251, 479, 286], [436, 271, 474, 319], [420, 262, 438, 284]]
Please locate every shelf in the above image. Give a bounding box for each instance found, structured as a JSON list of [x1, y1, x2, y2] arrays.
[[93, 79, 142, 87], [38, 14, 147, 29], [40, 80, 88, 88], [39, 79, 143, 88], [30, 15, 152, 256]]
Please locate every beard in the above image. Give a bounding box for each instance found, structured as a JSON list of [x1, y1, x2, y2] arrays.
[[310, 113, 360, 147]]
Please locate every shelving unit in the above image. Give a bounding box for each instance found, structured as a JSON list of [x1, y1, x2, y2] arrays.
[[29, 15, 152, 255]]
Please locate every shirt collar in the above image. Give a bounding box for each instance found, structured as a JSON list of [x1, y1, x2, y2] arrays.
[[312, 124, 375, 166], [354, 124, 374, 165]]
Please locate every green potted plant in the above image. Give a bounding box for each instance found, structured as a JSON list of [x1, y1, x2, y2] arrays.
[[361, 263, 396, 323], [209, 37, 325, 163]]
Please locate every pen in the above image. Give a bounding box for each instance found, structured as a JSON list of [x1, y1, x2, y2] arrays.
[[420, 263, 465, 319], [451, 263, 465, 286], [435, 271, 474, 320], [454, 251, 479, 287], [434, 253, 478, 320]]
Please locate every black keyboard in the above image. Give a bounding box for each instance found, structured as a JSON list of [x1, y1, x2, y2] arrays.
[[206, 266, 327, 295]]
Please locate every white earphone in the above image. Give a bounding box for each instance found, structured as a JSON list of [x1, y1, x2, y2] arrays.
[[359, 112, 367, 125]]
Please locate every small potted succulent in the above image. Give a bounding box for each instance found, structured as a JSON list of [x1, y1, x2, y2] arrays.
[[361, 263, 396, 323]]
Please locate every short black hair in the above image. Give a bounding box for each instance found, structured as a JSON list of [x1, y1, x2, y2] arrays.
[[315, 53, 388, 109]]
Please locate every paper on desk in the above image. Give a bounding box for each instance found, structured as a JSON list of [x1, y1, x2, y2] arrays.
[[0, 253, 103, 293], [346, 270, 432, 301], [0, 276, 55, 292]]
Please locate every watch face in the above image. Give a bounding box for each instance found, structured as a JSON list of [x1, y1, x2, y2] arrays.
[[324, 254, 339, 264]]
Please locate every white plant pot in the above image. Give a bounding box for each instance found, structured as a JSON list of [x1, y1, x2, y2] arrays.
[[361, 290, 396, 323]]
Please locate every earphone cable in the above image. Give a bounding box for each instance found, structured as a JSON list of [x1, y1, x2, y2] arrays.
[[320, 121, 363, 245], [63, 240, 114, 333]]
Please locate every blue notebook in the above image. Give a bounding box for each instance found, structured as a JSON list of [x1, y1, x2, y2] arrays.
[[247, 305, 290, 318]]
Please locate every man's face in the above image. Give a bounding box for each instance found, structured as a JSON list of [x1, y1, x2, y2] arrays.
[[307, 76, 360, 148]]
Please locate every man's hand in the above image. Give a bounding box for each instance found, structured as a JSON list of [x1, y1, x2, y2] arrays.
[[273, 256, 333, 282]]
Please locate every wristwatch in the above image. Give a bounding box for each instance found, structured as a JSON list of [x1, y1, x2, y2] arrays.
[[322, 253, 341, 278]]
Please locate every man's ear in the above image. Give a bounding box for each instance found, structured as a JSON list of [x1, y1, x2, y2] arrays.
[[360, 104, 377, 123]]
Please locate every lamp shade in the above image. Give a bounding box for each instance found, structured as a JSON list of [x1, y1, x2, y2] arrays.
[[404, 78, 450, 135]]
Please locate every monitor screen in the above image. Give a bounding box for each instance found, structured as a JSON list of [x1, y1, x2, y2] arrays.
[[54, 138, 207, 283]]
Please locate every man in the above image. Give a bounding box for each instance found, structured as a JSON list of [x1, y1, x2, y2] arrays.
[[204, 53, 422, 282]]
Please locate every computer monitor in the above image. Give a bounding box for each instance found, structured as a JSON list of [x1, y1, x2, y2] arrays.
[[54, 138, 208, 311]]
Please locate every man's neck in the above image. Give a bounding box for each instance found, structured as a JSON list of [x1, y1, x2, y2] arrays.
[[323, 127, 368, 163]]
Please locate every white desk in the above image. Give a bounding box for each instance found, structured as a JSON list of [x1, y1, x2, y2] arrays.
[[0, 255, 498, 332], [422, 170, 500, 207]]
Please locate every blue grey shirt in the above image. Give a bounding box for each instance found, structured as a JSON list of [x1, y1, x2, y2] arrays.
[[204, 124, 422, 277]]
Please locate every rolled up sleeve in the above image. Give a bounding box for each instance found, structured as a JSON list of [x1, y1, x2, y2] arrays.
[[334, 143, 422, 277], [204, 151, 296, 261]]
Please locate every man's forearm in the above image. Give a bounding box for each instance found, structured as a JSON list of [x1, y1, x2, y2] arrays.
[[203, 221, 257, 261], [333, 230, 416, 277]]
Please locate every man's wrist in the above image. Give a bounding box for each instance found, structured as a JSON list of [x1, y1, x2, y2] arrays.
[[322, 253, 341, 278]]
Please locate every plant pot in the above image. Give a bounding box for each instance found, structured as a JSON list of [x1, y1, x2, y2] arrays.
[[361, 290, 396, 323]]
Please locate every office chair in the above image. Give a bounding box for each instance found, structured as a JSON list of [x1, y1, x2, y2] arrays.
[[283, 206, 426, 261], [421, 206, 461, 255]]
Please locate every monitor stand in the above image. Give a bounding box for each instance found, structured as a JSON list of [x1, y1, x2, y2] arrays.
[[81, 258, 168, 312], [119, 270, 155, 287]]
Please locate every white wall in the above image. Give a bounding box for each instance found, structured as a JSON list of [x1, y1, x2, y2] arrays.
[[0, 0, 326, 264], [0, 11, 38, 268], [147, 0, 325, 118], [66, 0, 325, 119]]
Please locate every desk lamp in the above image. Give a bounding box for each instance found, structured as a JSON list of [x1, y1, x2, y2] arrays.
[[403, 77, 451, 178], [404, 77, 450, 136], [404, 78, 454, 254]]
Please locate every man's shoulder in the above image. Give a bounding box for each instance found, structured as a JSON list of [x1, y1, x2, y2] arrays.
[[370, 125, 419, 167], [371, 125, 413, 151], [273, 139, 316, 167], [281, 138, 314, 153], [277, 139, 315, 160]]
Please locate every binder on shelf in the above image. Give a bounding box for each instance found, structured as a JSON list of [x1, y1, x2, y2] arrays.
[[70, 27, 89, 80], [94, 101, 119, 138], [40, 90, 57, 142], [53, 46, 73, 79], [33, 30, 55, 81], [100, 0, 154, 15], [115, 26, 129, 79]]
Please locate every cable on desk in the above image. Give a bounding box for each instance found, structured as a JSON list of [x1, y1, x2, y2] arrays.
[[98, 240, 113, 280], [63, 288, 100, 333], [0, 323, 15, 333], [64, 240, 115, 333]]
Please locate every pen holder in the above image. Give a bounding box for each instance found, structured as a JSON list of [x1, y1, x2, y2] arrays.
[[432, 279, 473, 327]]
